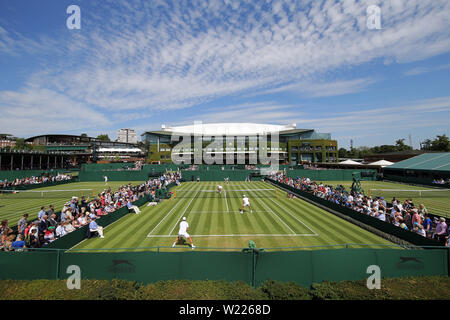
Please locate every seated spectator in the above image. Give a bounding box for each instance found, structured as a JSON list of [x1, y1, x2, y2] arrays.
[[12, 234, 26, 251], [43, 227, 56, 244], [55, 223, 67, 238], [423, 214, 433, 238], [27, 229, 39, 248], [433, 217, 448, 245], [127, 198, 141, 214], [77, 213, 88, 226], [17, 214, 29, 235], [2, 234, 16, 251], [376, 210, 386, 222], [89, 216, 104, 238], [64, 221, 76, 233]]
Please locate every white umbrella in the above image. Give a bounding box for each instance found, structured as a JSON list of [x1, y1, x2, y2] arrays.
[[339, 159, 362, 165], [369, 160, 394, 167]]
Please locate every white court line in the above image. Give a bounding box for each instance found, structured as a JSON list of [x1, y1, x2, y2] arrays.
[[268, 197, 319, 236], [187, 210, 270, 214], [257, 198, 296, 234], [147, 233, 319, 238], [146, 198, 184, 237], [168, 190, 199, 236], [225, 191, 229, 212]]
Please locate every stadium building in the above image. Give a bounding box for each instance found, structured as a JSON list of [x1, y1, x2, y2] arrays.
[[25, 134, 145, 165], [142, 123, 338, 165]]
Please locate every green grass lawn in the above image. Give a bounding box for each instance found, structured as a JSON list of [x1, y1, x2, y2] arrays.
[[0, 181, 145, 227], [320, 180, 450, 217], [71, 181, 396, 252]]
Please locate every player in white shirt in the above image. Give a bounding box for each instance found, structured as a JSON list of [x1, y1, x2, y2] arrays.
[[104, 175, 108, 185], [240, 195, 253, 214], [217, 185, 223, 195], [172, 217, 195, 249]]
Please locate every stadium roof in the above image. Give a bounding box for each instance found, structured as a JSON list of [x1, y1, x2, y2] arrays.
[[384, 152, 450, 172], [142, 123, 313, 136]]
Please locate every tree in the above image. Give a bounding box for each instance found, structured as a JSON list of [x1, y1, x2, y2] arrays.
[[97, 134, 111, 142], [431, 134, 450, 152], [80, 133, 88, 137], [338, 148, 348, 158], [395, 139, 412, 152], [12, 138, 32, 151]]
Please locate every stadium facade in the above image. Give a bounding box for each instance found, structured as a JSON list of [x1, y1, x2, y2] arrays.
[[25, 134, 145, 165], [142, 123, 338, 165]]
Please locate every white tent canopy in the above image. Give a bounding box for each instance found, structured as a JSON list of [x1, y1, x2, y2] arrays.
[[339, 159, 362, 165], [369, 160, 394, 167]]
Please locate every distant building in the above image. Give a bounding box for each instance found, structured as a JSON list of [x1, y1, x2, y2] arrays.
[[142, 123, 338, 165], [117, 129, 138, 144], [0, 140, 16, 148], [24, 134, 144, 166]]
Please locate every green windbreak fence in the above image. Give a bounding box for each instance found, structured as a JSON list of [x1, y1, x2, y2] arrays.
[[78, 171, 150, 181], [181, 170, 251, 181], [286, 169, 377, 181], [0, 169, 73, 181], [1, 179, 78, 191], [0, 248, 447, 287]]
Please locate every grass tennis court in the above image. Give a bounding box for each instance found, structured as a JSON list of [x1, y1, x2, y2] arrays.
[[0, 181, 145, 227], [321, 180, 450, 217], [71, 181, 395, 252]]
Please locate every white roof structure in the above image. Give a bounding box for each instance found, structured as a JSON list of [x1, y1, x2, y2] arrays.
[[368, 160, 394, 167], [97, 148, 142, 153], [339, 159, 362, 165], [160, 123, 297, 136]]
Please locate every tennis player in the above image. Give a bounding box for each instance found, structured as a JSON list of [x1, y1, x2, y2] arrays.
[[217, 185, 223, 195], [240, 194, 253, 214], [104, 175, 108, 185], [172, 217, 195, 249]]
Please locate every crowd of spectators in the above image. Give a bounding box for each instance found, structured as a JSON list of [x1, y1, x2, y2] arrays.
[[432, 178, 450, 185], [0, 171, 182, 251], [269, 173, 450, 246], [0, 173, 72, 189]]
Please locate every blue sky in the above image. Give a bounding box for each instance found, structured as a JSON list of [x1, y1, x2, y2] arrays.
[[0, 0, 449, 149]]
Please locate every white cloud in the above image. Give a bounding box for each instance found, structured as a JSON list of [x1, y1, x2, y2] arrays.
[[404, 63, 450, 76], [1, 0, 449, 113], [0, 88, 110, 137], [0, 0, 449, 140]]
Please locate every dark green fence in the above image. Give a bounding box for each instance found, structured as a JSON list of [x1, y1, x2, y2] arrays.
[[78, 171, 150, 181], [1, 178, 78, 191], [266, 178, 441, 248], [286, 169, 377, 181], [0, 247, 447, 287], [0, 169, 77, 181]]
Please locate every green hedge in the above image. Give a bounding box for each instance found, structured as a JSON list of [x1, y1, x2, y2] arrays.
[[0, 276, 448, 300]]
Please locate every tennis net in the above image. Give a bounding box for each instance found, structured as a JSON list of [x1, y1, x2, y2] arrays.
[[0, 189, 94, 199], [173, 188, 277, 198]]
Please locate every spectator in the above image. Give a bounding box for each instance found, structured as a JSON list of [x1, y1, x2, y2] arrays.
[[64, 221, 76, 233], [423, 214, 433, 238], [55, 223, 67, 238], [12, 234, 26, 251], [38, 206, 46, 220], [127, 198, 141, 214], [434, 218, 448, 246], [17, 214, 29, 235], [89, 217, 104, 238]]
